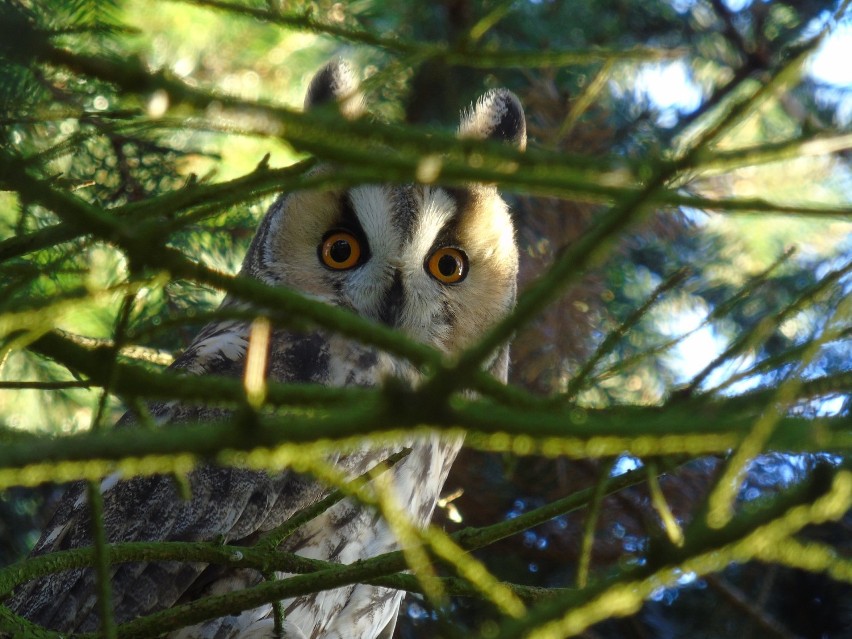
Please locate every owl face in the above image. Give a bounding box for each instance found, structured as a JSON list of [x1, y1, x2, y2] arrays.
[[257, 180, 517, 356], [240, 60, 524, 378]]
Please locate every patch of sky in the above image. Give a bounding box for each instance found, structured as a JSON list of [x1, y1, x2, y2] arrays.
[[626, 5, 851, 124], [676, 570, 699, 587], [650, 586, 680, 605], [658, 306, 761, 393], [611, 454, 644, 476], [615, 60, 704, 128], [808, 16, 852, 124], [810, 21, 852, 88], [678, 206, 709, 226], [814, 394, 846, 416]]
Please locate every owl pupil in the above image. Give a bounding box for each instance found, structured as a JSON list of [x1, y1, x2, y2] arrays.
[[330, 240, 351, 263], [438, 254, 458, 276]]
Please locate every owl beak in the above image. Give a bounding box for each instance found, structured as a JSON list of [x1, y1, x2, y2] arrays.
[[377, 269, 405, 327]]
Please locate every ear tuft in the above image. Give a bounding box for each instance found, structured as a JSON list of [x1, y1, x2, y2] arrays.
[[304, 59, 364, 119], [458, 88, 526, 151]]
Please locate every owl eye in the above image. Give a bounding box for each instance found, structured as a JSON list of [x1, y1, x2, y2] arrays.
[[426, 247, 468, 284], [320, 231, 362, 270]]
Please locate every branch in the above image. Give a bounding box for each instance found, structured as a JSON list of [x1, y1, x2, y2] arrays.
[[1, 383, 849, 488], [175, 0, 683, 67], [490, 464, 851, 639]]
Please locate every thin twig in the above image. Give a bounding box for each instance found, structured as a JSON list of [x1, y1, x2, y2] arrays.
[[706, 574, 800, 639], [576, 459, 616, 588]]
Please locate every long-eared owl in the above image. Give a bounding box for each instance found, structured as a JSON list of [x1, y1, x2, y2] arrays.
[[8, 60, 525, 639]]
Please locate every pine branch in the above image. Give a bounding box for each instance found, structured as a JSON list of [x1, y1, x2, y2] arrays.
[[176, 0, 684, 67], [490, 464, 851, 639], [1, 382, 849, 489]]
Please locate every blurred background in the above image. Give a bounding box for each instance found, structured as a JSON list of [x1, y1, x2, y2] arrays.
[[1, 1, 851, 637]]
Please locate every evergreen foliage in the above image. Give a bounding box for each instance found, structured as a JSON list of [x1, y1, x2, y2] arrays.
[[0, 0, 850, 637]]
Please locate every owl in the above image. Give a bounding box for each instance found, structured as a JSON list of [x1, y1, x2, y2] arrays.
[[6, 60, 525, 639]]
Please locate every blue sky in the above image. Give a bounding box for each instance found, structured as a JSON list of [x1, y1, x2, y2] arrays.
[[632, 7, 852, 125], [628, 8, 851, 403]]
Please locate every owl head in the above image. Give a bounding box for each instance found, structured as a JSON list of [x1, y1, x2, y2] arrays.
[[241, 60, 524, 382]]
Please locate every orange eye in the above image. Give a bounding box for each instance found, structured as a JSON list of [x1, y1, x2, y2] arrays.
[[319, 231, 362, 270], [426, 247, 468, 284]]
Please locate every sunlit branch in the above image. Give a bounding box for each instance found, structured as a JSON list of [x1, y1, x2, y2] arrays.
[[491, 465, 851, 639], [0, 395, 848, 490]]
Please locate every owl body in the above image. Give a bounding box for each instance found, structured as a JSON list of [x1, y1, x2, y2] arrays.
[[8, 61, 525, 638]]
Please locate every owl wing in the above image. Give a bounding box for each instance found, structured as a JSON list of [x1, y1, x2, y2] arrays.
[[9, 467, 320, 633], [7, 321, 364, 634]]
